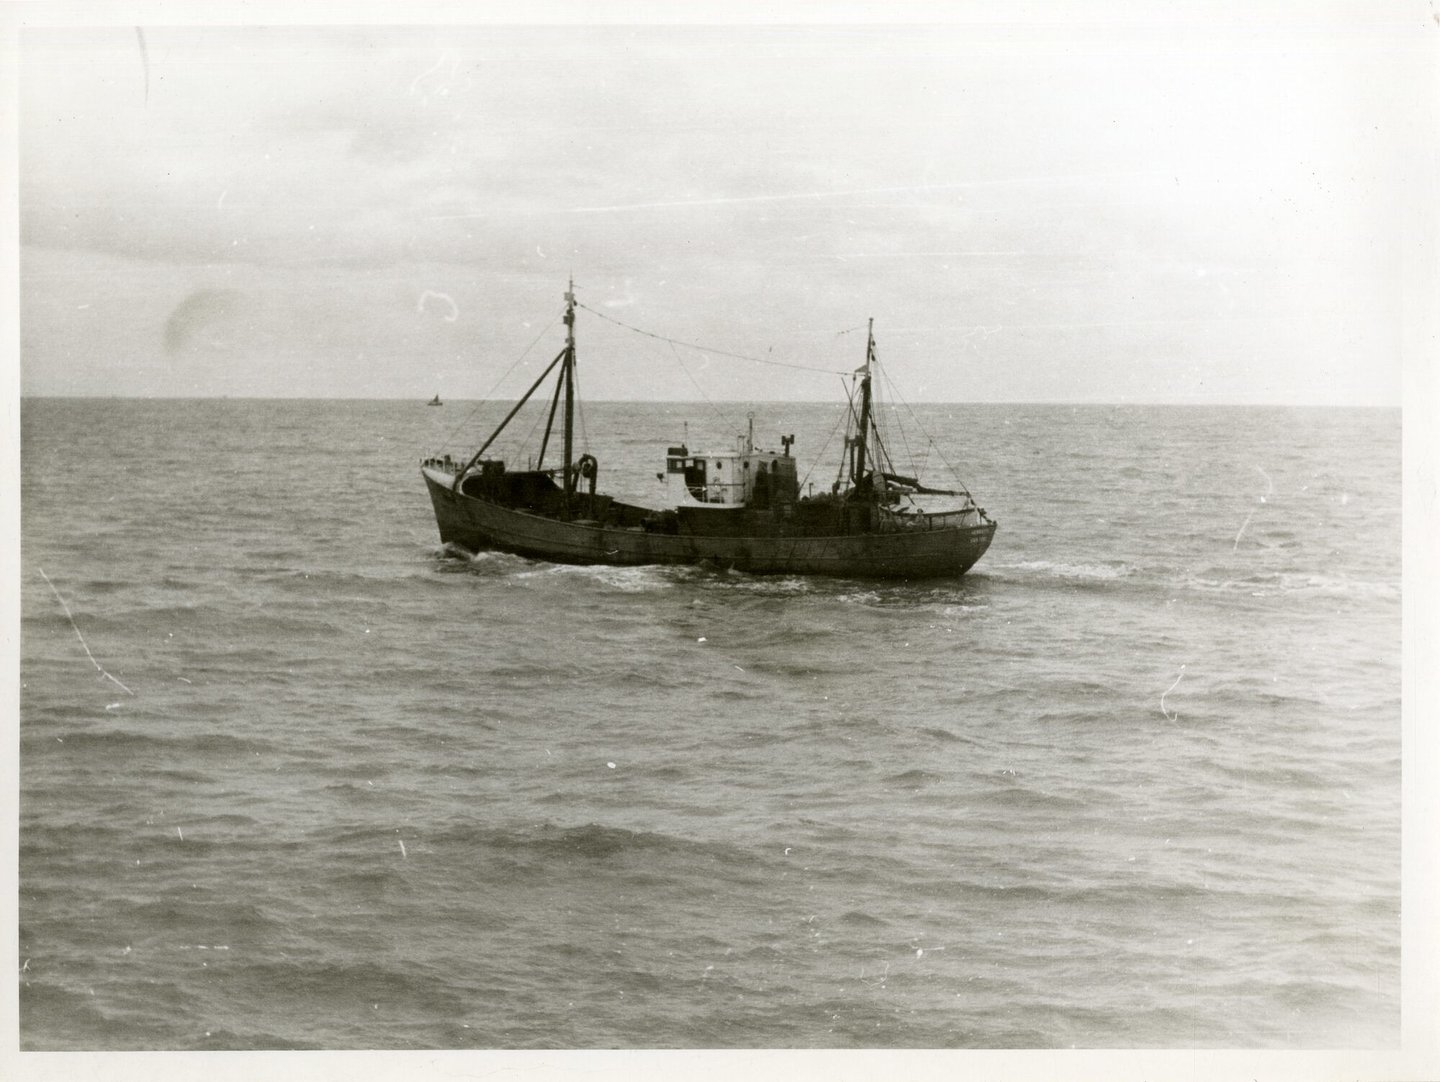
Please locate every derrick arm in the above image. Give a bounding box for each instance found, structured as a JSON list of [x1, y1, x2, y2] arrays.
[[452, 347, 568, 490]]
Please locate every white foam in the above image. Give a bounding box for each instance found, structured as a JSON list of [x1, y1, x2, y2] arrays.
[[1004, 559, 1134, 581]]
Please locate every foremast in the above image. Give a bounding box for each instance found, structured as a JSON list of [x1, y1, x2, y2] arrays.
[[450, 280, 582, 519], [561, 277, 577, 515]]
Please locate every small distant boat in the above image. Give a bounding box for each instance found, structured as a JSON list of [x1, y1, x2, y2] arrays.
[[428, 394, 443, 406], [421, 281, 996, 579]]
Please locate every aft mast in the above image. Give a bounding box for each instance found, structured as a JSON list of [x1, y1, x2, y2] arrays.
[[851, 318, 875, 488]]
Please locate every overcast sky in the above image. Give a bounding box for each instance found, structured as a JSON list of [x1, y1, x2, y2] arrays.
[[13, 4, 1436, 402]]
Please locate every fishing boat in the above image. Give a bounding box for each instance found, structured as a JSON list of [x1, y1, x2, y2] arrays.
[[420, 282, 996, 579]]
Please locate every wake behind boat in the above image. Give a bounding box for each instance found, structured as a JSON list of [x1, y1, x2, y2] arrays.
[[420, 282, 996, 579]]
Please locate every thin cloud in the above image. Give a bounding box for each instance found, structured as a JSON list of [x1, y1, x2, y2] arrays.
[[422, 171, 1164, 220]]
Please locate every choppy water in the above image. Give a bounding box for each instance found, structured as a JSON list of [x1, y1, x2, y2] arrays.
[[18, 399, 1400, 1049]]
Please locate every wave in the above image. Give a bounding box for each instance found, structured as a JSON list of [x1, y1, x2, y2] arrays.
[[982, 784, 1092, 813], [838, 909, 890, 927], [884, 768, 946, 785], [700, 574, 815, 597], [125, 898, 280, 936], [442, 546, 706, 594], [523, 562, 681, 593], [19, 981, 139, 1050], [422, 819, 759, 871], [189, 1029, 324, 1051], [1179, 569, 1399, 601], [1205, 761, 1336, 791], [221, 957, 470, 1017], [987, 557, 1398, 604], [993, 559, 1136, 584], [35, 728, 277, 756]]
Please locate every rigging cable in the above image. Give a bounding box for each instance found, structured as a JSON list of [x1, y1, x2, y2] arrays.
[[867, 329, 910, 483], [574, 357, 589, 464], [667, 340, 741, 436], [867, 411, 898, 481], [877, 362, 976, 500], [436, 316, 561, 453], [864, 358, 899, 480], [576, 302, 850, 376], [827, 376, 862, 493], [838, 369, 900, 487], [801, 383, 855, 495], [874, 365, 917, 479], [514, 384, 554, 466]]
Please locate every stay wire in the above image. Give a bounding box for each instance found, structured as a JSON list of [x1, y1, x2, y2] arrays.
[[873, 362, 916, 479], [437, 316, 561, 452], [574, 362, 589, 459], [576, 301, 850, 376], [877, 363, 975, 500], [861, 358, 899, 480], [818, 376, 859, 493], [513, 385, 552, 466], [668, 341, 740, 436]]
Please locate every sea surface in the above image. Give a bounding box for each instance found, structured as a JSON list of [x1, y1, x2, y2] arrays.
[[17, 399, 1401, 1050]]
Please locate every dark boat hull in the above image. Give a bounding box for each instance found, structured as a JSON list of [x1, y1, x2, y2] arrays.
[[424, 470, 995, 579]]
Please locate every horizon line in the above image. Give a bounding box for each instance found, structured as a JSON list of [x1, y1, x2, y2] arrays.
[[15, 394, 1402, 409]]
